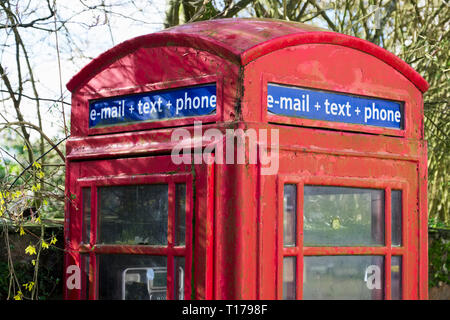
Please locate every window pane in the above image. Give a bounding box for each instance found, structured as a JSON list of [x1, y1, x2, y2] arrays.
[[391, 256, 402, 300], [303, 256, 384, 300], [282, 256, 296, 300], [283, 184, 297, 247], [304, 186, 385, 246], [97, 254, 167, 300], [174, 257, 185, 300], [82, 188, 91, 244], [98, 184, 168, 245], [174, 184, 186, 246], [81, 254, 90, 300], [391, 190, 402, 246]]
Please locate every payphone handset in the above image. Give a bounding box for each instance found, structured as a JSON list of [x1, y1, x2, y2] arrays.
[[121, 267, 167, 300]]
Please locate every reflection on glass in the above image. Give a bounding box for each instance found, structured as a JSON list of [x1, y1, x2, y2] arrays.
[[283, 257, 296, 300], [174, 257, 185, 300], [283, 185, 297, 247], [391, 190, 402, 246], [97, 254, 167, 300], [98, 184, 168, 245], [391, 256, 402, 300], [175, 184, 186, 246], [303, 256, 384, 300], [82, 188, 91, 244], [303, 186, 385, 246]]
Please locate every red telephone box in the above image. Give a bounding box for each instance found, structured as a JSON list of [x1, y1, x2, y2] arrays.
[[64, 18, 429, 300]]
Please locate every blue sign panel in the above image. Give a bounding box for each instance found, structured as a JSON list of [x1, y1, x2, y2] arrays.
[[89, 84, 216, 128], [267, 83, 403, 129]]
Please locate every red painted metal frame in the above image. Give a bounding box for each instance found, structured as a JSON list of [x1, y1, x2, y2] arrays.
[[418, 142, 429, 299], [78, 174, 192, 300], [243, 42, 423, 139], [252, 122, 425, 299], [64, 155, 201, 300], [66, 125, 218, 161], [194, 153, 215, 300], [276, 175, 411, 300], [68, 44, 239, 137], [65, 19, 429, 300], [64, 155, 215, 300]]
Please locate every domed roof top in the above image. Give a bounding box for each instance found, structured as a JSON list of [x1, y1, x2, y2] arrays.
[[66, 18, 428, 93]]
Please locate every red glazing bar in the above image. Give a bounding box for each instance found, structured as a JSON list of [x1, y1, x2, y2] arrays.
[[297, 183, 304, 300], [419, 143, 428, 299], [276, 177, 284, 299], [303, 247, 389, 255], [184, 178, 193, 300], [167, 182, 175, 299], [385, 187, 392, 300]]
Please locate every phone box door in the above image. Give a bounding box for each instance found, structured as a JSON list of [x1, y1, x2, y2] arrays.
[[64, 155, 214, 300]]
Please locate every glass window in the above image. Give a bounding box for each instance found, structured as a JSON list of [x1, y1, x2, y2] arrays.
[[283, 185, 297, 247], [303, 186, 385, 246], [174, 184, 186, 246], [81, 254, 90, 300], [82, 188, 91, 244], [303, 256, 384, 300], [281, 183, 405, 300], [174, 257, 185, 300], [391, 256, 402, 300], [283, 256, 296, 300], [97, 254, 167, 300], [97, 184, 168, 245], [391, 190, 402, 246]]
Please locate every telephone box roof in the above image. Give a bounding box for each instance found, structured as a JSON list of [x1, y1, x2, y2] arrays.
[[66, 18, 429, 93]]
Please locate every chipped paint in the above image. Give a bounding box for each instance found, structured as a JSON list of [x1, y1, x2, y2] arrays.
[[65, 19, 428, 300]]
